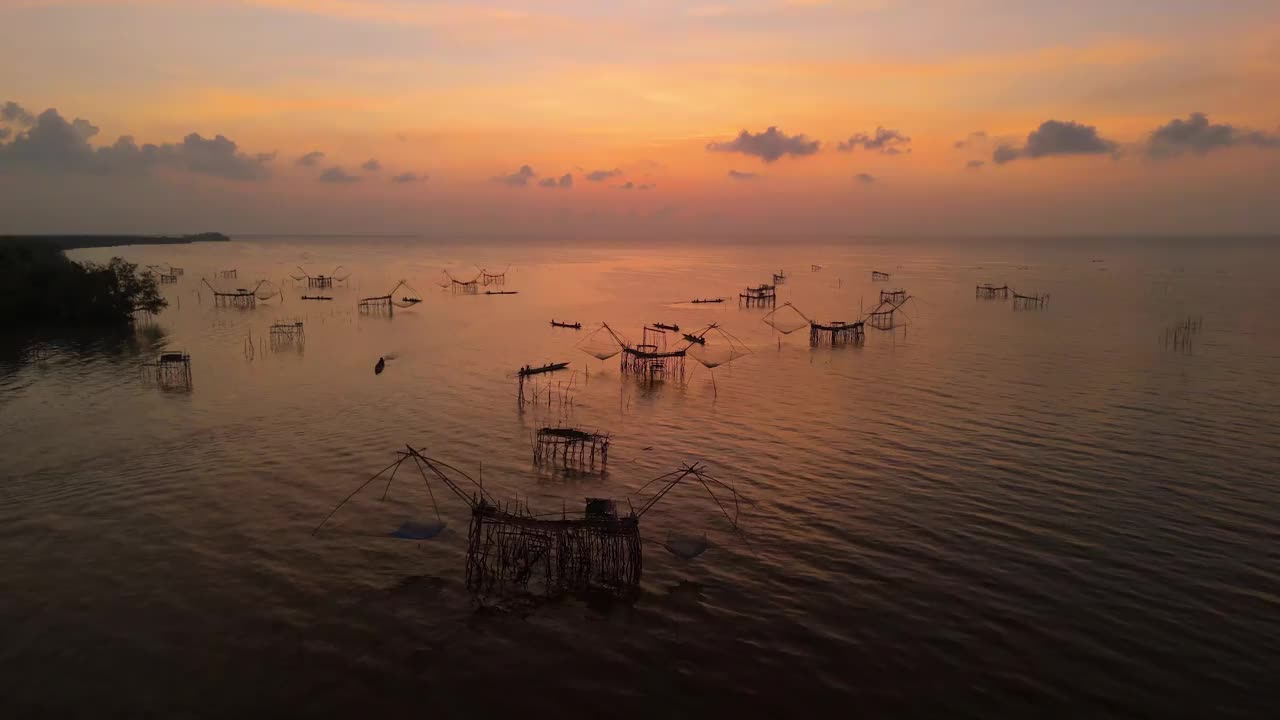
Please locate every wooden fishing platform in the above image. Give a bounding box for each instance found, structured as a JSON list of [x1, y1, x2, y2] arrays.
[[314, 449, 744, 600], [976, 283, 1009, 299], [879, 289, 907, 304], [772, 270, 787, 284], [810, 320, 864, 345], [142, 351, 192, 389], [1012, 292, 1049, 309], [871, 270, 891, 281], [220, 269, 237, 279], [534, 427, 610, 470], [739, 283, 777, 307]]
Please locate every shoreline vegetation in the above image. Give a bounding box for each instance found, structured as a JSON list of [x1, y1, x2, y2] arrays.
[[1, 238, 172, 326], [0, 232, 230, 251]]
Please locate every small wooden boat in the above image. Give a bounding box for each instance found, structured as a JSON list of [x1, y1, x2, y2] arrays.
[[300, 295, 332, 301], [682, 333, 706, 345], [652, 323, 680, 332], [401, 296, 422, 304], [374, 357, 386, 375], [690, 298, 724, 304], [485, 290, 518, 295], [551, 320, 582, 329], [518, 361, 569, 377]]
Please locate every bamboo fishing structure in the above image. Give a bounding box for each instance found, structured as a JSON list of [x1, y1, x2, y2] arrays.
[[358, 280, 421, 314], [871, 270, 891, 281], [220, 269, 237, 279], [313, 448, 746, 599], [739, 283, 777, 307], [1012, 291, 1050, 309], [201, 278, 280, 308], [879, 288, 907, 304], [534, 427, 610, 470], [292, 265, 351, 289], [477, 266, 508, 286], [444, 271, 480, 294], [809, 319, 865, 345], [141, 351, 192, 389], [976, 283, 1009, 299], [772, 270, 787, 285], [621, 325, 686, 379]]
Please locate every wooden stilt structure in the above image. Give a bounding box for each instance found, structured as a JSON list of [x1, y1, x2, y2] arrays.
[[313, 449, 746, 600], [739, 284, 777, 307], [534, 428, 609, 470], [976, 283, 1009, 299]]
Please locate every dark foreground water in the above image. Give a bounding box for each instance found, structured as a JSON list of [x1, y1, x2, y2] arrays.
[[2, 237, 1278, 717]]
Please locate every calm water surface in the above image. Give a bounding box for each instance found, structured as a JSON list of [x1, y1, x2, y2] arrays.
[[2, 237, 1279, 717]]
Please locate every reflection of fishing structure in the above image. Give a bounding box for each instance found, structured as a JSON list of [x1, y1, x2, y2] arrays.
[[477, 265, 509, 286], [763, 303, 865, 346], [201, 279, 283, 308], [1163, 316, 1202, 353], [141, 351, 193, 389], [976, 283, 1009, 299], [314, 448, 747, 599], [739, 283, 777, 307], [358, 280, 422, 314], [291, 265, 351, 289], [534, 427, 609, 470], [1012, 291, 1050, 309]]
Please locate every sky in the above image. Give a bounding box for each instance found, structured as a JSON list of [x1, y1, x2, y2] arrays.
[[1, 0, 1278, 237]]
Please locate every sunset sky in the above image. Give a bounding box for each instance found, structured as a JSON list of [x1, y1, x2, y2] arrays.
[[2, 0, 1278, 236]]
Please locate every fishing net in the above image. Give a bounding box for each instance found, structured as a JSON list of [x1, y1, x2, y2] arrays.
[[761, 303, 810, 334], [577, 323, 628, 361], [389, 280, 425, 308], [663, 531, 710, 560], [684, 324, 753, 369], [254, 281, 283, 301]]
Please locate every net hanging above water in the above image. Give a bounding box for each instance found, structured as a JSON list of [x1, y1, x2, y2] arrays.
[[761, 302, 811, 334], [682, 323, 753, 368], [577, 322, 630, 361]]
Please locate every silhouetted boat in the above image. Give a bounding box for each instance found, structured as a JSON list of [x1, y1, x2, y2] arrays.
[[551, 320, 582, 329], [300, 295, 332, 301], [690, 298, 724, 304], [518, 362, 569, 377], [682, 333, 706, 345], [374, 357, 385, 375], [485, 290, 518, 295], [652, 323, 680, 332]]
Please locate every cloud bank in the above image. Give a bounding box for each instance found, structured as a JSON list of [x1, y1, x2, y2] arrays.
[[707, 126, 820, 162], [319, 166, 360, 183], [727, 169, 760, 181], [839, 127, 912, 155], [993, 120, 1118, 164], [361, 158, 382, 171], [494, 164, 536, 186], [539, 173, 573, 188], [1147, 113, 1280, 158], [0, 104, 272, 180], [854, 173, 876, 184], [586, 168, 622, 182], [296, 151, 326, 167]]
